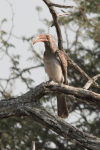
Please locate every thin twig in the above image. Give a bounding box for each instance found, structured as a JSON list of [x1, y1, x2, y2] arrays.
[[48, 2, 73, 9], [0, 65, 43, 81], [75, 26, 81, 51], [51, 12, 69, 27], [64, 25, 69, 49], [5, 0, 14, 43], [57, 13, 69, 17], [83, 74, 100, 90]]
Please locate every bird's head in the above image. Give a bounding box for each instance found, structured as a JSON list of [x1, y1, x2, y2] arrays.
[[33, 34, 48, 45], [33, 34, 57, 51]]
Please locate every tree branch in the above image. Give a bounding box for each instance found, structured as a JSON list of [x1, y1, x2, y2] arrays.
[[0, 82, 100, 114], [65, 54, 100, 89], [57, 13, 69, 17], [0, 65, 43, 81], [83, 74, 100, 90], [0, 82, 100, 149], [48, 2, 73, 9], [0, 103, 100, 150], [43, 0, 64, 50], [24, 106, 100, 150]]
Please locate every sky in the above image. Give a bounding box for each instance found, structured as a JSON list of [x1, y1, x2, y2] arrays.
[[0, 0, 81, 123], [0, 0, 76, 91]]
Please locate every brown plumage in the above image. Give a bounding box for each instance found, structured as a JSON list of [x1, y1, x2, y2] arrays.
[[33, 34, 69, 118]]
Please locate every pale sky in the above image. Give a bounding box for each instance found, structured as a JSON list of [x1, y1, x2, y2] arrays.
[[0, 0, 76, 92], [0, 0, 81, 123]]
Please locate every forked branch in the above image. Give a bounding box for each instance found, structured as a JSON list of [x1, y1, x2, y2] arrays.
[[83, 74, 100, 90], [43, 0, 100, 89], [0, 82, 100, 115]]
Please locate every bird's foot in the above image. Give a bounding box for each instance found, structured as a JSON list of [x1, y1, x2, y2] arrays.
[[46, 78, 52, 84], [59, 83, 63, 87]]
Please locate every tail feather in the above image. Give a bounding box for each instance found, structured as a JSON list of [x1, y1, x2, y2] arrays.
[[57, 94, 69, 118]]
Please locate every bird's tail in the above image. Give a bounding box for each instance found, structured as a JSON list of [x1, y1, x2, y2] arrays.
[[57, 94, 69, 118]]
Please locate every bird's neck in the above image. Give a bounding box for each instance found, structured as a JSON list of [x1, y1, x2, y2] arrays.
[[44, 42, 57, 54]]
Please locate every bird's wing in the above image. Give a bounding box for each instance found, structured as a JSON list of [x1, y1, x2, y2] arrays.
[[56, 49, 68, 85]]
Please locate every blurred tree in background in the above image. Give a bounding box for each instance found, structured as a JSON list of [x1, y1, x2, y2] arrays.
[[0, 0, 100, 149]]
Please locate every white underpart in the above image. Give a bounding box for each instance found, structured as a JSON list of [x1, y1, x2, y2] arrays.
[[44, 57, 64, 83]]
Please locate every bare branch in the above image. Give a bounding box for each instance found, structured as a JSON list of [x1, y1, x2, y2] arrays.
[[47, 2, 73, 9], [24, 106, 100, 150], [0, 103, 100, 150], [65, 53, 100, 89], [5, 0, 14, 43], [0, 65, 43, 81], [64, 25, 69, 49], [43, 0, 64, 50], [57, 13, 69, 17], [75, 26, 81, 51], [0, 82, 100, 149], [0, 82, 100, 113], [83, 74, 100, 90], [51, 12, 69, 27]]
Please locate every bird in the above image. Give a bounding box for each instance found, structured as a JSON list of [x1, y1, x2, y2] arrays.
[[33, 34, 69, 118]]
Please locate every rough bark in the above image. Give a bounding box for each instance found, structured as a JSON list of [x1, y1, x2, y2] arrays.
[[0, 82, 100, 149], [0, 82, 100, 113]]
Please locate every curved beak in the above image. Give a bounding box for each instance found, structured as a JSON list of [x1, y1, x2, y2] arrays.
[[33, 40, 37, 45], [33, 34, 48, 45]]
